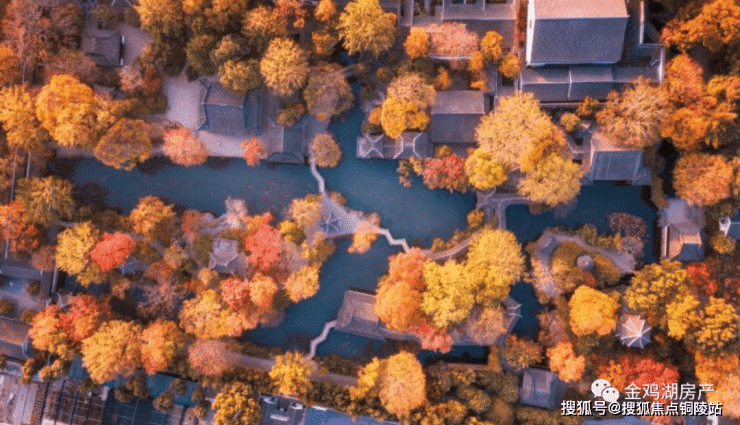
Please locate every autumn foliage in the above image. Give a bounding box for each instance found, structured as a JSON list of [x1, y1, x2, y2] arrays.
[[81, 320, 142, 384], [89, 232, 136, 272], [241, 138, 265, 166], [162, 128, 208, 166], [673, 153, 733, 206], [245, 222, 284, 273], [568, 286, 619, 337], [377, 352, 426, 417], [422, 153, 469, 193], [140, 320, 185, 374]]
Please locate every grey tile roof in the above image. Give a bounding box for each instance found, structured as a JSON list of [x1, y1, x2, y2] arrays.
[[208, 238, 239, 274], [668, 226, 703, 262], [528, 12, 628, 65], [356, 133, 385, 159], [0, 317, 31, 360], [616, 314, 650, 349], [431, 91, 486, 115], [393, 132, 431, 159], [587, 131, 643, 181], [81, 30, 122, 67], [200, 84, 263, 136], [519, 368, 567, 410], [533, 0, 628, 19], [268, 117, 307, 164]]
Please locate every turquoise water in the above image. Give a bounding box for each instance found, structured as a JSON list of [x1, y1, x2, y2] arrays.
[[68, 103, 657, 360], [70, 105, 476, 353]]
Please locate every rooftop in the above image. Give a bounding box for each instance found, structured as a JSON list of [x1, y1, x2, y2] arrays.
[[533, 0, 628, 19], [431, 91, 487, 115]]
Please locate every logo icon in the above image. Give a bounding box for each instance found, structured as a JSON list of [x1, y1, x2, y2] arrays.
[[591, 379, 620, 403]]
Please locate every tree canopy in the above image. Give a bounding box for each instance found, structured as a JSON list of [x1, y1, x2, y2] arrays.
[[568, 286, 619, 337], [310, 133, 343, 167], [475, 92, 562, 172], [338, 0, 397, 57], [81, 320, 142, 384], [0, 84, 50, 153], [269, 351, 313, 397], [517, 154, 583, 207], [464, 228, 525, 307], [15, 176, 75, 227], [377, 352, 426, 417], [421, 260, 474, 330], [625, 260, 690, 327], [213, 382, 262, 425], [673, 153, 733, 206], [260, 38, 309, 97], [162, 128, 208, 166], [94, 118, 152, 170], [303, 64, 353, 121]]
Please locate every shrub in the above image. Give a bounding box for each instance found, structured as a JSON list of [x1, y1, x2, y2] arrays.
[[191, 233, 213, 265], [153, 390, 175, 412], [559, 113, 581, 133], [0, 299, 15, 316], [26, 280, 41, 296], [710, 232, 736, 254]]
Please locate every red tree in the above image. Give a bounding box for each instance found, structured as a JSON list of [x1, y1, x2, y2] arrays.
[[221, 277, 251, 311], [59, 294, 111, 343], [422, 154, 469, 193], [407, 318, 453, 353], [387, 247, 426, 290], [686, 260, 720, 298], [597, 353, 679, 402], [162, 128, 208, 166], [241, 138, 265, 167], [245, 223, 284, 273], [89, 232, 136, 272], [0, 201, 40, 254]]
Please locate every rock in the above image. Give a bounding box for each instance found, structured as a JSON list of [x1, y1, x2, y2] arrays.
[[577, 254, 594, 271]]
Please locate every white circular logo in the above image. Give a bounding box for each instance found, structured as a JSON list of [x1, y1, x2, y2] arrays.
[[602, 387, 620, 403], [591, 379, 611, 398]]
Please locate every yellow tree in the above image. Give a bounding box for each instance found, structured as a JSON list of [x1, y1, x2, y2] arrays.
[[568, 286, 618, 337], [626, 260, 690, 327], [381, 73, 435, 138], [0, 84, 50, 153], [688, 297, 739, 354], [81, 320, 142, 384], [546, 342, 585, 383], [140, 320, 185, 374], [259, 38, 309, 97], [464, 228, 525, 307], [338, 0, 396, 57], [480, 31, 503, 62], [35, 75, 120, 148], [673, 153, 733, 206], [213, 382, 262, 425], [378, 352, 426, 417], [284, 265, 320, 302], [464, 148, 508, 191], [596, 77, 670, 149], [29, 305, 75, 361], [421, 260, 474, 329], [129, 196, 177, 241], [517, 154, 583, 207], [475, 92, 562, 172], [179, 289, 230, 339], [498, 54, 521, 79], [135, 0, 184, 38], [269, 351, 312, 397], [94, 118, 152, 171], [55, 222, 100, 277], [310, 133, 342, 167], [404, 28, 429, 59], [661, 0, 740, 52], [15, 176, 75, 226]]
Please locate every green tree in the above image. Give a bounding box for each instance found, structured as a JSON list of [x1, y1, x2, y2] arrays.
[[81, 320, 142, 384], [517, 154, 583, 207], [135, 0, 184, 39], [303, 63, 354, 122], [421, 260, 475, 329], [464, 228, 525, 307], [0, 84, 50, 152], [596, 77, 670, 149], [213, 382, 262, 425], [219, 59, 262, 94], [338, 0, 397, 57], [35, 75, 122, 148], [269, 351, 313, 397], [259, 38, 309, 97], [475, 92, 562, 172], [93, 118, 152, 171], [16, 176, 75, 226], [465, 148, 507, 191], [625, 260, 691, 327]]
